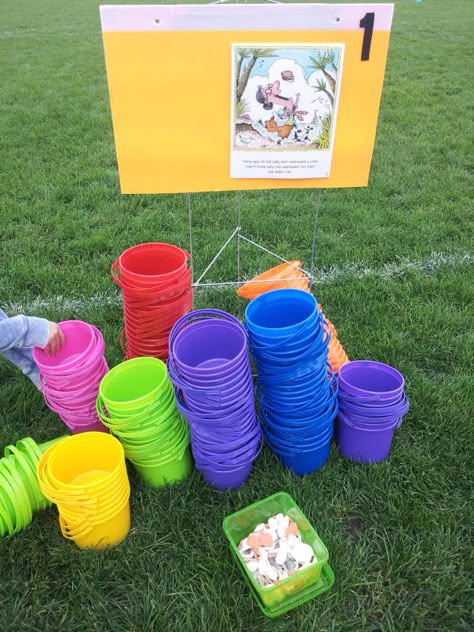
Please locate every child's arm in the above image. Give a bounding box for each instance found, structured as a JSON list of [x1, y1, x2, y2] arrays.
[[0, 310, 64, 354]]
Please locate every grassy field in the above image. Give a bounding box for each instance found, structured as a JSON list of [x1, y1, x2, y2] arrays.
[[0, 0, 473, 630]]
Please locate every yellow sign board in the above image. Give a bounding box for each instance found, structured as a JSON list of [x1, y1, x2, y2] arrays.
[[100, 4, 394, 193]]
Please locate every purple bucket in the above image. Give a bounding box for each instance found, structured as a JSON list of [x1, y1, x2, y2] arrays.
[[169, 308, 242, 347], [340, 414, 402, 431], [190, 410, 259, 444], [171, 366, 254, 409], [175, 389, 255, 430], [192, 431, 261, 468], [201, 461, 254, 491], [336, 412, 401, 463], [338, 361, 405, 401], [339, 394, 410, 419], [168, 353, 251, 389], [185, 376, 254, 412], [171, 317, 247, 376], [170, 353, 251, 389], [191, 420, 261, 456]]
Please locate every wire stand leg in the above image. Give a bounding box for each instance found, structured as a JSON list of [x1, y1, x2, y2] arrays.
[[187, 193, 194, 307], [309, 189, 321, 289], [237, 190, 242, 283]]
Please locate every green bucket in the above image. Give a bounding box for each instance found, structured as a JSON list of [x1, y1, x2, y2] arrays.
[[104, 380, 174, 420], [3, 447, 41, 510], [99, 357, 169, 415], [120, 409, 185, 445], [96, 388, 177, 432], [133, 442, 193, 488], [38, 437, 66, 454], [0, 459, 32, 532]]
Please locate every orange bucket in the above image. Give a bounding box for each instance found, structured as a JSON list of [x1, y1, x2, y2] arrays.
[[319, 305, 349, 373], [237, 261, 310, 300]]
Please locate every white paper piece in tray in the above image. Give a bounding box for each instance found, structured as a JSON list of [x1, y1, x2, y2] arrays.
[[231, 43, 344, 179]]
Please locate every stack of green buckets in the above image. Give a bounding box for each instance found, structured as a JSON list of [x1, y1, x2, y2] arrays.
[[96, 357, 192, 487], [0, 437, 60, 536]]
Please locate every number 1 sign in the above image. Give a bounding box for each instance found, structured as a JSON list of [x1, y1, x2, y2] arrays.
[[100, 3, 394, 193]]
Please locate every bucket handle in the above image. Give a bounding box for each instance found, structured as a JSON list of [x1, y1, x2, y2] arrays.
[[59, 514, 94, 540], [193, 429, 264, 470], [258, 390, 338, 439], [257, 369, 338, 415], [166, 361, 228, 405], [249, 329, 328, 366], [256, 355, 330, 386], [166, 357, 252, 404], [112, 256, 192, 292], [37, 445, 98, 511], [96, 388, 176, 427], [338, 412, 403, 430], [245, 310, 328, 352]]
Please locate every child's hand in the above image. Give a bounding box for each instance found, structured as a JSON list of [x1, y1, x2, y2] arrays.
[[44, 322, 65, 356]]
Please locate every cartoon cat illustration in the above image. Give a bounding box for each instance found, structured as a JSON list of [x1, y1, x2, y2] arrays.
[[264, 116, 293, 141]]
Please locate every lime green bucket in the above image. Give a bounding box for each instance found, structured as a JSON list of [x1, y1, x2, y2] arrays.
[[120, 416, 186, 461], [133, 441, 193, 488], [99, 357, 169, 416]]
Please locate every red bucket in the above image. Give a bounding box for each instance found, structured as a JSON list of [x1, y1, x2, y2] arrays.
[[116, 243, 190, 287], [112, 243, 193, 362]]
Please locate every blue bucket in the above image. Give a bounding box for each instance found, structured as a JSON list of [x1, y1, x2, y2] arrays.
[[263, 412, 334, 448], [245, 289, 319, 342], [261, 373, 337, 416], [248, 324, 325, 361], [261, 396, 336, 440], [271, 428, 334, 476]]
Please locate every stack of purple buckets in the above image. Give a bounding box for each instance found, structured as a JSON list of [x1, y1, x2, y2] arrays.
[[167, 309, 261, 490]]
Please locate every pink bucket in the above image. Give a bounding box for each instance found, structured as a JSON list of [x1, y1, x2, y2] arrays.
[[35, 320, 109, 435]]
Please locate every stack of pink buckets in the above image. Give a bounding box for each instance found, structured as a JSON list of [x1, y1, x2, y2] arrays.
[[33, 320, 108, 434]]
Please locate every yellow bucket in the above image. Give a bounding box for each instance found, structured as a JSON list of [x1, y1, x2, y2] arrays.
[[37, 442, 129, 516], [47, 433, 125, 490], [55, 479, 130, 525], [36, 433, 131, 548], [59, 498, 131, 549]]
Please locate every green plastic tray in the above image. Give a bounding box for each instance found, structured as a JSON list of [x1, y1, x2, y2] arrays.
[[223, 491, 330, 609], [231, 546, 335, 619]]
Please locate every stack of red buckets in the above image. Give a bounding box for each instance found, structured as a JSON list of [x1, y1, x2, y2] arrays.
[[112, 243, 193, 361]]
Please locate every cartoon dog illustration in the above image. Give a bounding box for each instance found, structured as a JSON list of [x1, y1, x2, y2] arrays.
[[256, 80, 300, 113]]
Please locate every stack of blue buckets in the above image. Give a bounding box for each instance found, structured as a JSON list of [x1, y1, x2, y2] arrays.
[[245, 289, 338, 475]]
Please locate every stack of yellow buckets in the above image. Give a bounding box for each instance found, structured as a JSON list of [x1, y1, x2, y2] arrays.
[[37, 433, 130, 549]]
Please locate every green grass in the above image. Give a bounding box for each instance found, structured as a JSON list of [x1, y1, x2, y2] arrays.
[[0, 0, 473, 629]]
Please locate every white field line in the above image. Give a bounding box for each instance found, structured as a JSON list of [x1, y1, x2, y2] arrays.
[[3, 251, 473, 315]]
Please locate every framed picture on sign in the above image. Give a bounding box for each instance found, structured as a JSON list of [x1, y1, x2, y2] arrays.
[[231, 43, 345, 179]]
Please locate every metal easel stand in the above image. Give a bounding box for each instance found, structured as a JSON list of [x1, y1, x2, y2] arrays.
[[187, 190, 321, 292], [189, 0, 322, 294]]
